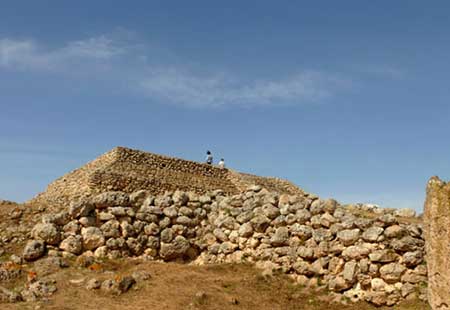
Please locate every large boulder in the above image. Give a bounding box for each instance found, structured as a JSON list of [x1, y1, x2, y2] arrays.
[[91, 191, 130, 209], [59, 235, 82, 255], [31, 223, 60, 245], [337, 229, 360, 246], [23, 240, 46, 261], [362, 226, 384, 242], [394, 208, 416, 218], [270, 227, 289, 246], [69, 200, 95, 219], [379, 263, 407, 283], [160, 236, 190, 260], [81, 227, 105, 250]]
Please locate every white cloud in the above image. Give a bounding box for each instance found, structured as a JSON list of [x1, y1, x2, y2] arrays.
[[0, 34, 352, 108], [138, 69, 349, 107], [0, 35, 124, 71]]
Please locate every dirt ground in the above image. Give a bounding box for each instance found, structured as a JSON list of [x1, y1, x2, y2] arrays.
[[0, 260, 430, 310], [0, 202, 431, 310]]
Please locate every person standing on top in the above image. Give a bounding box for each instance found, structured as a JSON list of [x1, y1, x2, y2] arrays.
[[218, 158, 225, 169], [205, 150, 213, 165]]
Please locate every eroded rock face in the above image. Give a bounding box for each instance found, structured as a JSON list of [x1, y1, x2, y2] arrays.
[[424, 176, 450, 310]]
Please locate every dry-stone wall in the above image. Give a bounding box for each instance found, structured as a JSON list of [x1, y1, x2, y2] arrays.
[[30, 147, 304, 209], [25, 186, 426, 307], [424, 176, 450, 310]]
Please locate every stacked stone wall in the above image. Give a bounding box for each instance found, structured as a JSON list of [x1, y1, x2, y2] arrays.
[[26, 187, 426, 307], [30, 147, 305, 208]]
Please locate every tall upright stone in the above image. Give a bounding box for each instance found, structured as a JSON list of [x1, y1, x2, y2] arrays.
[[424, 176, 450, 310]]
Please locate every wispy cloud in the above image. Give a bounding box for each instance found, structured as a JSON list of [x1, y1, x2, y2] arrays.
[[138, 69, 349, 107], [0, 33, 352, 108], [0, 36, 125, 71], [359, 64, 405, 79]]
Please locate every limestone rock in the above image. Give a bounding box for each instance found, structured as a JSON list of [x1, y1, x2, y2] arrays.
[[337, 229, 360, 246], [369, 250, 398, 263], [251, 215, 271, 232], [23, 240, 46, 261], [59, 235, 82, 255], [92, 191, 130, 209], [371, 278, 387, 291], [86, 278, 102, 290], [394, 208, 416, 218], [69, 200, 95, 219], [160, 236, 190, 260], [362, 226, 384, 242], [238, 222, 254, 238], [81, 227, 105, 250], [270, 227, 289, 246], [379, 263, 407, 283], [384, 225, 407, 238], [343, 260, 358, 283], [31, 223, 61, 245]]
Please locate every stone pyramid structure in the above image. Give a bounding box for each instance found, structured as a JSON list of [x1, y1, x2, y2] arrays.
[[30, 147, 305, 207]]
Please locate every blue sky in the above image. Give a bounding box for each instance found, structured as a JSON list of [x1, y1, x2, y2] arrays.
[[1, 1, 449, 211]]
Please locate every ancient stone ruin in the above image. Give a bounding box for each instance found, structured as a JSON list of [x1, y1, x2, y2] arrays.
[[11, 147, 432, 306], [30, 146, 304, 209], [424, 176, 450, 310]]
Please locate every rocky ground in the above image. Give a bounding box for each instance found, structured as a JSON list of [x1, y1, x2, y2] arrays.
[[0, 254, 429, 310]]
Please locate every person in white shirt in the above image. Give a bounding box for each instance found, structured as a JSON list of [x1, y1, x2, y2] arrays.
[[218, 158, 225, 169], [205, 150, 213, 165]]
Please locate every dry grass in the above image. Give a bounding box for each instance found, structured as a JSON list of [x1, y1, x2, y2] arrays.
[[0, 261, 430, 310]]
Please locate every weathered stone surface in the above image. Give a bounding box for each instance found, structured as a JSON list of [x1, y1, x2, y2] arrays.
[[69, 200, 95, 219], [238, 222, 253, 238], [371, 278, 387, 291], [23, 240, 46, 261], [402, 251, 423, 267], [337, 229, 360, 246], [328, 276, 351, 292], [59, 235, 82, 255], [290, 224, 313, 240], [270, 227, 289, 246], [362, 226, 384, 242], [384, 225, 407, 238], [92, 191, 130, 209], [100, 220, 121, 238], [379, 263, 407, 283], [81, 227, 105, 250], [86, 278, 102, 290], [343, 261, 358, 283], [31, 223, 61, 245], [160, 236, 190, 260], [391, 236, 424, 252], [251, 215, 270, 232], [424, 176, 450, 310], [394, 208, 416, 218], [0, 285, 22, 303], [369, 250, 398, 263], [342, 244, 372, 260]]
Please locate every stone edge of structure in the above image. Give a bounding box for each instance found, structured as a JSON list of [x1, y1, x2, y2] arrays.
[[28, 146, 306, 207], [424, 176, 450, 310]]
